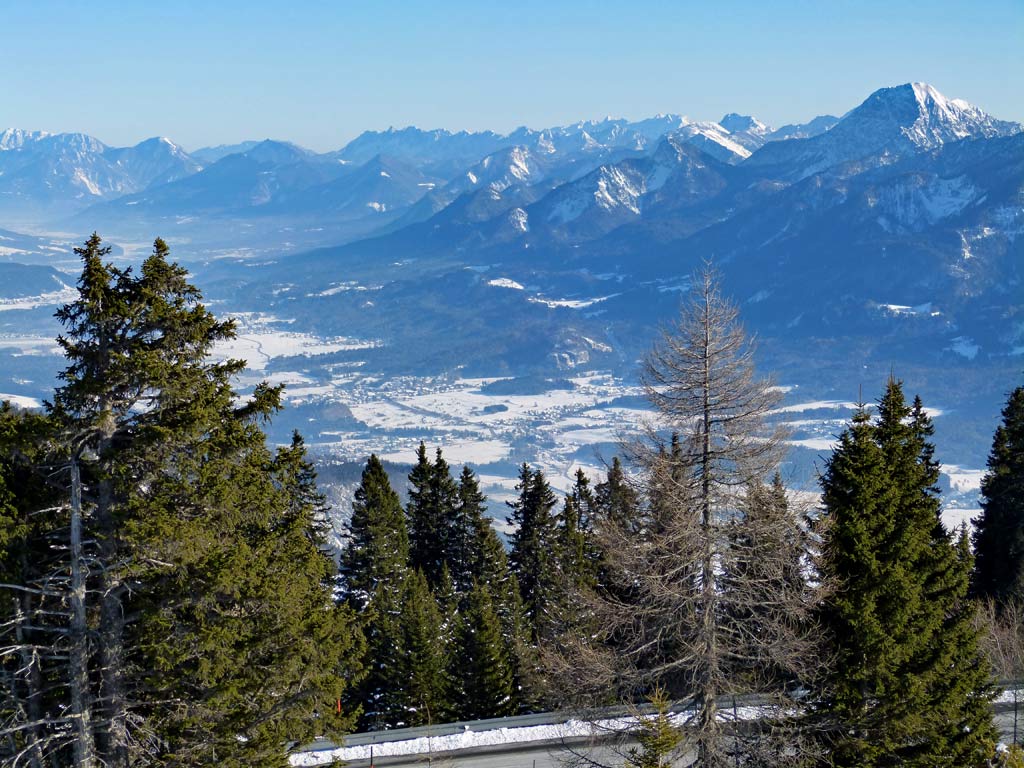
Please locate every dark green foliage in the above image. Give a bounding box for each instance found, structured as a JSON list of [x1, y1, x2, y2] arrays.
[[973, 385, 1024, 606], [1, 236, 363, 767], [397, 570, 452, 726], [406, 443, 459, 588], [0, 404, 65, 767], [456, 580, 516, 720], [820, 381, 997, 767], [594, 456, 640, 536], [340, 454, 409, 610], [341, 454, 411, 730], [508, 464, 561, 642], [547, 469, 599, 645]]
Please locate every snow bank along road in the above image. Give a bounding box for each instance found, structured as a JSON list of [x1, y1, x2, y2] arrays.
[[292, 688, 1024, 767]]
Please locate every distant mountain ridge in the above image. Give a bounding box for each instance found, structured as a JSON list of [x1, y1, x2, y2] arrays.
[[0, 82, 1020, 475], [0, 99, 849, 230]]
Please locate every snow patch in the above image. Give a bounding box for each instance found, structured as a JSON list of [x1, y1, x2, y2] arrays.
[[946, 336, 979, 359], [0, 393, 42, 409], [529, 294, 619, 309], [488, 278, 525, 290]]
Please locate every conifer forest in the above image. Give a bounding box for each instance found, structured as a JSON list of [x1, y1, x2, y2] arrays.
[[0, 235, 1020, 767]]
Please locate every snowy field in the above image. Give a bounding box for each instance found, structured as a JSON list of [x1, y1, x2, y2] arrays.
[[0, 311, 988, 526]]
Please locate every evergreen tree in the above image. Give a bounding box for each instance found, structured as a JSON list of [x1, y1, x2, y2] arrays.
[[340, 455, 411, 731], [551, 469, 599, 640], [973, 385, 1024, 606], [396, 570, 452, 726], [456, 580, 517, 720], [340, 454, 409, 610], [2, 236, 363, 767], [594, 455, 640, 535], [0, 404, 66, 768], [820, 381, 997, 767], [406, 444, 459, 588], [451, 464, 489, 597], [460, 467, 530, 710], [625, 689, 681, 768], [507, 464, 561, 642]]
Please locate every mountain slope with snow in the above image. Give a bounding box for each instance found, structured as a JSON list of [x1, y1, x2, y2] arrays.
[[746, 83, 1021, 179]]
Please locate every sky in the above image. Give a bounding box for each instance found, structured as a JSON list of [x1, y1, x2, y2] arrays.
[[2, 0, 1021, 152]]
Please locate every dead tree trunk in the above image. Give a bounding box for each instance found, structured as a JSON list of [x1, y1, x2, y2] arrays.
[[69, 458, 96, 768]]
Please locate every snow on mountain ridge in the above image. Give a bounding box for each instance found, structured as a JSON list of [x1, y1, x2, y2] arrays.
[[746, 82, 1021, 179]]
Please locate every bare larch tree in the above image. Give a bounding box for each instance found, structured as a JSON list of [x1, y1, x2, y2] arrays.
[[551, 266, 825, 768]]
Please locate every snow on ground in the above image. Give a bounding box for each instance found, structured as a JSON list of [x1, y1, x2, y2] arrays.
[[290, 705, 790, 766], [0, 336, 62, 356], [213, 332, 378, 370], [529, 294, 619, 309], [211, 313, 379, 371], [769, 400, 861, 415], [0, 287, 77, 312], [946, 336, 980, 359], [942, 508, 980, 532], [787, 437, 838, 452], [943, 464, 985, 495], [381, 439, 511, 466], [487, 278, 524, 290], [0, 393, 42, 409]]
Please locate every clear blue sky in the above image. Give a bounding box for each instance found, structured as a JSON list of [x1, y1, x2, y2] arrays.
[[2, 0, 1021, 152]]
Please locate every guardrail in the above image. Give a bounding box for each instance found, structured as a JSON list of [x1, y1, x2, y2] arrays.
[[295, 681, 1023, 766]]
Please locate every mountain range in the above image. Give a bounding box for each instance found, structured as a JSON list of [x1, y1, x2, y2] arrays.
[[0, 82, 1020, 479]]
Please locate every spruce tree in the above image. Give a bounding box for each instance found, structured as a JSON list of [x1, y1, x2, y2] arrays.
[[3, 236, 363, 767], [457, 580, 516, 720], [396, 570, 452, 726], [973, 385, 1024, 606], [461, 467, 530, 710], [507, 464, 561, 643], [340, 454, 409, 610], [551, 469, 599, 641], [820, 381, 997, 767], [594, 456, 639, 535], [406, 444, 459, 588], [341, 454, 411, 730]]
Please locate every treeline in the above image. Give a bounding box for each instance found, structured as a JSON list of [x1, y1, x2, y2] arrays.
[[1, 238, 1022, 768], [335, 444, 624, 727]]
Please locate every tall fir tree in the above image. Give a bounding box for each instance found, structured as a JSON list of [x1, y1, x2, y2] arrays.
[[460, 466, 530, 710], [972, 385, 1024, 607], [550, 469, 599, 642], [340, 454, 411, 731], [507, 464, 562, 643], [819, 381, 997, 767], [594, 456, 640, 536], [406, 444, 459, 588], [340, 454, 409, 610], [396, 570, 452, 726], [456, 580, 517, 720]]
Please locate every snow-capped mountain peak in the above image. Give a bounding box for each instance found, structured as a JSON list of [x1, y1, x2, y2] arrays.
[[0, 128, 51, 150], [719, 113, 770, 136], [746, 82, 1021, 178]]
